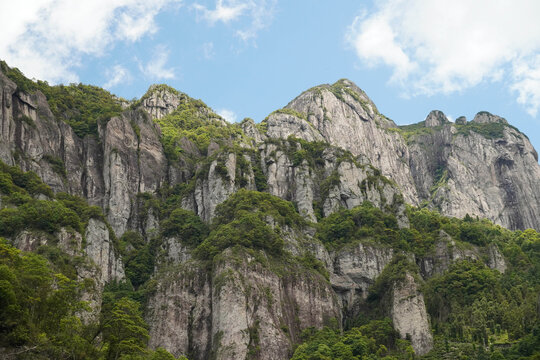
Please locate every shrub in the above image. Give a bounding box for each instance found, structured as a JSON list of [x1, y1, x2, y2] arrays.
[[160, 208, 208, 246]]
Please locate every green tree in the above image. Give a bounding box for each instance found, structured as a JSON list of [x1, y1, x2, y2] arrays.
[[102, 297, 150, 360]]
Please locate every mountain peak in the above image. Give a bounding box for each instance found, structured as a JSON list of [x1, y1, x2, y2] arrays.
[[282, 79, 389, 127], [472, 111, 508, 125], [424, 110, 449, 127], [134, 84, 186, 120]]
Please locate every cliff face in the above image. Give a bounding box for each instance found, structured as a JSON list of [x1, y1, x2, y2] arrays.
[[147, 249, 340, 360], [264, 80, 540, 231], [407, 112, 540, 230], [391, 273, 433, 356], [265, 80, 418, 206], [3, 71, 538, 235], [1, 63, 538, 359], [0, 71, 170, 237]]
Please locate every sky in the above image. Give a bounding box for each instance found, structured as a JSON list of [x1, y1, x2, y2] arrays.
[[2, 0, 540, 154]]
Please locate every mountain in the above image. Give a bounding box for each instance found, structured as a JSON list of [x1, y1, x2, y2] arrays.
[[0, 61, 538, 360]]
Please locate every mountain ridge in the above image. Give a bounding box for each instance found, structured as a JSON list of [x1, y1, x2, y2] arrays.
[[0, 61, 539, 360]]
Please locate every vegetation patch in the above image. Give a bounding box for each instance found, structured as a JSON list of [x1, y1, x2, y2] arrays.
[[391, 121, 436, 143], [153, 98, 242, 158], [130, 83, 180, 109], [1, 61, 123, 138], [17, 114, 36, 128], [291, 318, 413, 360], [43, 154, 67, 179], [266, 108, 307, 121], [454, 121, 506, 139]]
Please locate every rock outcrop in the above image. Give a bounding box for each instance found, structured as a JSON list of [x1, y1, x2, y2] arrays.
[[408, 113, 540, 230], [9, 220, 125, 320], [264, 80, 540, 231], [331, 243, 394, 311], [147, 249, 340, 360], [3, 68, 539, 234], [391, 273, 433, 356], [265, 80, 420, 206]]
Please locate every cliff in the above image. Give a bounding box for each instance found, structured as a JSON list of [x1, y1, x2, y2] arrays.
[[0, 61, 538, 359]]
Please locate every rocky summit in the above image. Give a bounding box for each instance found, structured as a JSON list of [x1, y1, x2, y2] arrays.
[[0, 61, 539, 360]]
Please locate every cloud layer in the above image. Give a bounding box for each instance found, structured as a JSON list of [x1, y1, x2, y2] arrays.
[[1, 0, 181, 84], [217, 108, 238, 122], [347, 0, 540, 116], [193, 0, 276, 42]]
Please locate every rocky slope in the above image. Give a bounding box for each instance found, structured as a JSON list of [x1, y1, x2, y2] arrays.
[[264, 79, 540, 231], [0, 62, 537, 359]]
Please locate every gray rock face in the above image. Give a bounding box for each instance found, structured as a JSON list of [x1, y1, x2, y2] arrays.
[[266, 80, 420, 206], [1, 66, 537, 360], [147, 249, 340, 360], [241, 118, 267, 144], [102, 110, 167, 235], [0, 71, 169, 237], [3, 68, 539, 235], [419, 230, 506, 278], [9, 220, 125, 321], [391, 273, 434, 356], [331, 243, 394, 312], [425, 110, 448, 127], [419, 231, 478, 278], [84, 219, 125, 284], [263, 80, 540, 231], [487, 243, 507, 273], [140, 85, 183, 120], [409, 119, 540, 230], [455, 116, 467, 125], [147, 263, 212, 359], [11, 220, 124, 286], [181, 141, 407, 224], [472, 111, 508, 124]]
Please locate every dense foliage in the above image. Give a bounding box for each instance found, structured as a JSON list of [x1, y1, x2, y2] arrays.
[[392, 115, 521, 144], [316, 202, 401, 250], [455, 121, 507, 139], [305, 202, 540, 359], [194, 189, 306, 261], [154, 97, 242, 158], [0, 240, 183, 359], [291, 319, 414, 360], [0, 162, 185, 358], [1, 61, 123, 138], [0, 161, 105, 239]]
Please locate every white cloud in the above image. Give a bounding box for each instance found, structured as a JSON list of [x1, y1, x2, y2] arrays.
[[193, 0, 248, 24], [346, 14, 415, 82], [347, 0, 540, 115], [0, 0, 181, 84], [202, 42, 215, 59], [512, 56, 540, 116], [104, 65, 132, 88], [193, 0, 275, 42], [140, 45, 176, 80], [217, 108, 238, 122]]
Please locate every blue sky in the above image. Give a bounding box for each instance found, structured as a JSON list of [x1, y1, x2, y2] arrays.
[[2, 0, 540, 153]]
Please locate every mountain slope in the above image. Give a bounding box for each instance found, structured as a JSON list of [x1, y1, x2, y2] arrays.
[[263, 79, 540, 231], [0, 62, 538, 360]]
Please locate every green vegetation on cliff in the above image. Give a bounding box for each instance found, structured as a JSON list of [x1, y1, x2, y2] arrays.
[[0, 161, 104, 238], [195, 189, 307, 261], [1, 61, 123, 138], [0, 239, 184, 360], [154, 98, 242, 158], [291, 318, 413, 360]]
